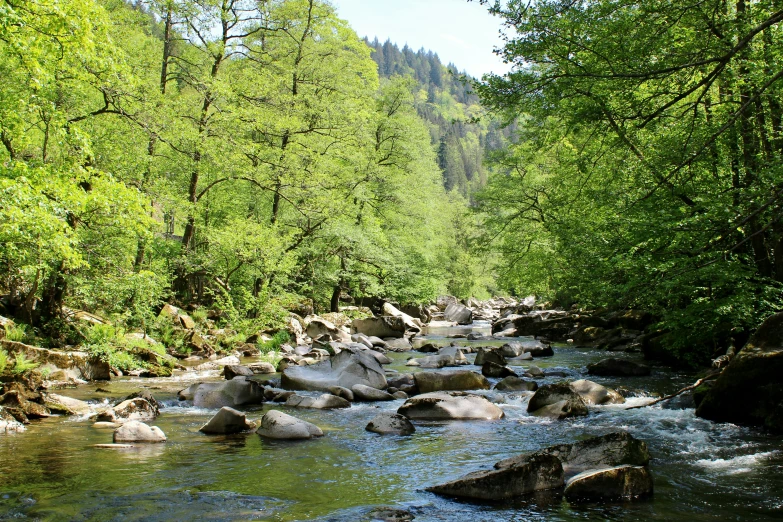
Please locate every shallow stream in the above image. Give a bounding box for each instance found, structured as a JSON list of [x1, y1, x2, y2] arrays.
[[1, 322, 781, 521]]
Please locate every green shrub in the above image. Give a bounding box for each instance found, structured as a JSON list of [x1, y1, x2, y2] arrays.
[[190, 308, 208, 325], [0, 349, 7, 373], [258, 330, 291, 353], [11, 353, 38, 374]]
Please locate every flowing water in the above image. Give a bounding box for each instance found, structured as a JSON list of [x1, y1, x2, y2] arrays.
[[1, 322, 782, 521]]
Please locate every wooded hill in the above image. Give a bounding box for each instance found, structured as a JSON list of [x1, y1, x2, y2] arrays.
[[0, 0, 496, 346]]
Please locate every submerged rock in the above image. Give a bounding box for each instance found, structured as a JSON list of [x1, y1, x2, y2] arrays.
[[494, 376, 538, 392], [696, 312, 783, 432], [366, 413, 415, 435], [113, 421, 166, 443], [569, 379, 625, 405], [564, 465, 653, 502], [256, 409, 323, 439], [285, 393, 351, 409], [397, 392, 504, 420], [413, 370, 490, 393], [425, 454, 563, 500], [281, 347, 386, 392], [495, 432, 651, 476], [587, 358, 650, 377], [199, 406, 255, 434], [527, 383, 588, 419]]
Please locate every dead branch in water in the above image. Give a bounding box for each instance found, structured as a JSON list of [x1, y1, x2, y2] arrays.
[[624, 370, 722, 410]]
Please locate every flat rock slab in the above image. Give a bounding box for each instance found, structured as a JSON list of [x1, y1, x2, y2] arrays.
[[564, 465, 653, 501], [94, 444, 135, 449], [256, 409, 323, 440], [397, 392, 504, 420], [426, 454, 563, 500], [285, 393, 351, 409], [413, 371, 490, 393]]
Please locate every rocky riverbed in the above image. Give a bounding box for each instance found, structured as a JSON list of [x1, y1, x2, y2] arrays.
[[1, 314, 782, 521]]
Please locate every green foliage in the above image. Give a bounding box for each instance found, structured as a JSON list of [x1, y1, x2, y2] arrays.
[[258, 331, 291, 354], [475, 0, 783, 366], [11, 353, 38, 375], [0, 349, 7, 373]]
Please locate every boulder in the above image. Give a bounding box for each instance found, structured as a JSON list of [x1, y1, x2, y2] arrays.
[[387, 373, 415, 390], [281, 347, 386, 392], [113, 421, 166, 443], [365, 413, 415, 435], [494, 377, 538, 392], [351, 333, 374, 349], [425, 454, 563, 500], [327, 386, 354, 401], [366, 350, 392, 365], [444, 303, 473, 325], [482, 361, 517, 378], [415, 353, 465, 369], [0, 390, 49, 420], [247, 362, 276, 374], [256, 409, 323, 439], [413, 371, 490, 393], [351, 317, 406, 339], [42, 393, 91, 416], [587, 358, 651, 377], [224, 365, 254, 379], [527, 383, 588, 419], [696, 312, 783, 432], [501, 341, 554, 358], [0, 406, 25, 432], [305, 317, 346, 341], [397, 392, 504, 420], [569, 379, 625, 405], [474, 347, 505, 367], [384, 338, 413, 352], [416, 342, 439, 353], [436, 295, 459, 311], [564, 465, 653, 502], [381, 303, 423, 332], [285, 393, 351, 409], [125, 390, 161, 416], [97, 398, 157, 422], [199, 406, 255, 434], [351, 384, 395, 401], [495, 432, 651, 476], [180, 378, 264, 409]]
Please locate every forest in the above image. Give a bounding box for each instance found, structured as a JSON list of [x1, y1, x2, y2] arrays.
[[1, 0, 782, 368]]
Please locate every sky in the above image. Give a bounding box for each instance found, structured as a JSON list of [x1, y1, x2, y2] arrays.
[[328, 0, 513, 78]]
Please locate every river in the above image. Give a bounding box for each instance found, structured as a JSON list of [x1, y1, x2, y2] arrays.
[[1, 321, 781, 521]]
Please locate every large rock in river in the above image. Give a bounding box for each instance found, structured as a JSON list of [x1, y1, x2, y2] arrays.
[[495, 432, 650, 476], [444, 303, 473, 325], [569, 379, 625, 405], [397, 392, 504, 420], [425, 454, 563, 500], [527, 383, 588, 419], [256, 410, 323, 439], [281, 347, 386, 392], [179, 377, 265, 408], [564, 465, 653, 502], [366, 413, 415, 435], [113, 421, 166, 443], [350, 316, 407, 339], [413, 370, 490, 393], [199, 406, 255, 434], [696, 312, 783, 432]]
